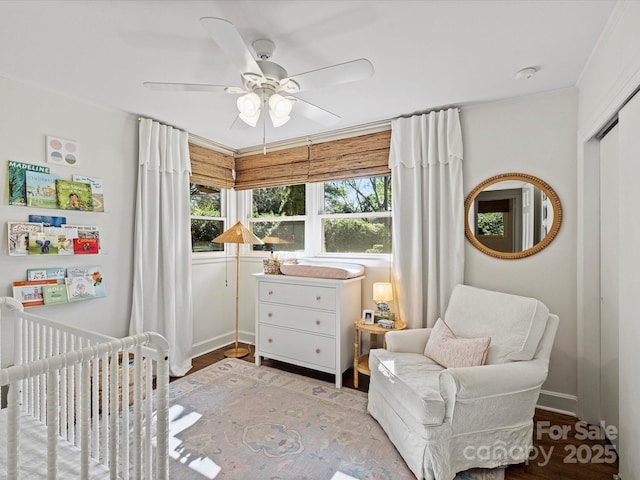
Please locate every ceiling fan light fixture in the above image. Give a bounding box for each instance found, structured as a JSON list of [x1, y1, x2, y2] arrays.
[[237, 92, 261, 116], [269, 109, 290, 128], [269, 93, 293, 117], [238, 108, 261, 127]]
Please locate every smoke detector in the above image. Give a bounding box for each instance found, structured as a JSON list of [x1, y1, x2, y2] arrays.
[[515, 67, 537, 80]]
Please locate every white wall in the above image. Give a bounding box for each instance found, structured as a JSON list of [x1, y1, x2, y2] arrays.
[[462, 89, 578, 413], [0, 76, 137, 338]]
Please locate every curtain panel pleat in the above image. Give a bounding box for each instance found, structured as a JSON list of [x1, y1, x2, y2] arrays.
[[130, 118, 193, 376], [389, 109, 464, 329], [189, 143, 235, 189]]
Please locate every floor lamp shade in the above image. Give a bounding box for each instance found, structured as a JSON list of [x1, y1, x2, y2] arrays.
[[213, 222, 264, 358]]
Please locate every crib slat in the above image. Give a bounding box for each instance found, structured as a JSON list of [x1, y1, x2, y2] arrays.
[[47, 370, 59, 480], [109, 352, 119, 478], [81, 360, 91, 479], [144, 357, 153, 480], [121, 348, 131, 480], [133, 346, 143, 480], [7, 381, 21, 479]]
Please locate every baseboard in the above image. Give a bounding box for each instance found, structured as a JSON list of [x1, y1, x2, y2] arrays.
[[191, 330, 256, 358], [537, 389, 577, 417]]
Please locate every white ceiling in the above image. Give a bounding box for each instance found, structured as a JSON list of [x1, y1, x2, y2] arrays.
[[0, 0, 616, 151]]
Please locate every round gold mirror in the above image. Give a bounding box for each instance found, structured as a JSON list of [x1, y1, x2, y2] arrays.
[[464, 173, 562, 259]]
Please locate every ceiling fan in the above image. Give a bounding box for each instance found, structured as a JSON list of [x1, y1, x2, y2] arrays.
[[144, 17, 374, 129]]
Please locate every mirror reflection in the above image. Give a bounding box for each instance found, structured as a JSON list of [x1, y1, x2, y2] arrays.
[[465, 173, 562, 259]]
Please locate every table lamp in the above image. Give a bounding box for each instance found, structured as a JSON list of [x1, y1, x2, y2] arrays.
[[373, 282, 394, 321], [213, 221, 264, 358]]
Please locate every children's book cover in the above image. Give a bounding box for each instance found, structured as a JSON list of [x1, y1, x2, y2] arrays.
[[27, 267, 66, 281], [7, 161, 50, 206], [42, 284, 69, 305], [44, 226, 77, 255], [28, 233, 60, 255], [13, 279, 58, 307], [72, 175, 104, 212], [8, 221, 43, 256], [65, 275, 96, 302], [28, 214, 67, 227], [26, 171, 59, 208], [67, 265, 106, 297], [55, 179, 94, 211], [73, 237, 99, 254]]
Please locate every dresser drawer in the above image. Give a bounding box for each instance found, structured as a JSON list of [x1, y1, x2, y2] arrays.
[[259, 325, 335, 369], [259, 281, 336, 310], [258, 303, 336, 336]]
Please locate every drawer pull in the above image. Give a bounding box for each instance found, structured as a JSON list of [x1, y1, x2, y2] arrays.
[[268, 290, 273, 296], [315, 348, 321, 354], [268, 338, 273, 343], [316, 295, 321, 301], [315, 320, 321, 325], [268, 312, 273, 318]]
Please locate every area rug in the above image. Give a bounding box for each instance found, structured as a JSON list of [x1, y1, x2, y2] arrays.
[[167, 358, 504, 480]]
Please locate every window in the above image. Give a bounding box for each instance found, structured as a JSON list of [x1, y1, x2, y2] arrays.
[[247, 175, 392, 255], [190, 183, 225, 253], [321, 176, 392, 254], [251, 185, 306, 252]]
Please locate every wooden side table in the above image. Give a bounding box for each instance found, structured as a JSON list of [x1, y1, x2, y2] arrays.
[[353, 318, 407, 388]]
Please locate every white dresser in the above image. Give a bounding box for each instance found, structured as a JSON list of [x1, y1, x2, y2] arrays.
[[254, 273, 362, 388]]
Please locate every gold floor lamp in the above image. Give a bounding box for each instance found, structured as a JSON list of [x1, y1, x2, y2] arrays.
[[213, 221, 264, 358]]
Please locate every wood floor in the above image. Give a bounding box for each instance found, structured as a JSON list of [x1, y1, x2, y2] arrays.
[[178, 343, 619, 480]]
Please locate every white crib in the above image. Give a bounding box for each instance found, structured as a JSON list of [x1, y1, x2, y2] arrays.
[[0, 297, 169, 479]]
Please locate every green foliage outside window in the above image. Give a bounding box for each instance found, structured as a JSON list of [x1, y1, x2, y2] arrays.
[[191, 183, 224, 252], [476, 212, 504, 236]]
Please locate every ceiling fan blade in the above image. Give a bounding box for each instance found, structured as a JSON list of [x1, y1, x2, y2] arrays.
[[287, 58, 374, 93], [200, 17, 263, 77], [292, 97, 341, 126], [143, 82, 233, 93]]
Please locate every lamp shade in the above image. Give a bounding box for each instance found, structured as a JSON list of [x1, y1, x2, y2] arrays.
[[372, 282, 393, 302], [213, 221, 264, 245]]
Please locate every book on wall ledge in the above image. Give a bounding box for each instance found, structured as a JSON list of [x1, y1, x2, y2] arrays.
[[55, 179, 94, 211], [7, 161, 50, 206], [73, 237, 99, 254], [29, 233, 59, 255], [8, 221, 43, 256], [28, 214, 67, 227], [66, 265, 106, 297], [65, 276, 96, 302], [13, 279, 58, 307], [27, 267, 66, 281], [42, 284, 68, 305], [72, 175, 104, 212], [26, 171, 59, 208]]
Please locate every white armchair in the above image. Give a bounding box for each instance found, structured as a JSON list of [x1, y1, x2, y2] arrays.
[[367, 284, 559, 480]]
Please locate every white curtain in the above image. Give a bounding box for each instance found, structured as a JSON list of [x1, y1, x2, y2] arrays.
[[130, 118, 193, 376], [389, 109, 464, 329]]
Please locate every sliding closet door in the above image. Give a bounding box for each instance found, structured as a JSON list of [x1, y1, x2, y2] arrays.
[[599, 124, 618, 450], [617, 91, 640, 480]]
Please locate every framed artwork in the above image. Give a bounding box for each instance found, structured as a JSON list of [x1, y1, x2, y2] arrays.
[[46, 135, 80, 168], [362, 309, 374, 325]]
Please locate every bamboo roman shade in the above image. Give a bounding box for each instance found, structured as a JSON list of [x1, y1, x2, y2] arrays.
[[234, 146, 309, 191], [308, 130, 391, 183], [190, 129, 391, 190], [189, 143, 235, 189], [234, 129, 391, 191]]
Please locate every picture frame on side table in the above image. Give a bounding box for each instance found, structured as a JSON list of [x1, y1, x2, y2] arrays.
[[362, 309, 374, 325]]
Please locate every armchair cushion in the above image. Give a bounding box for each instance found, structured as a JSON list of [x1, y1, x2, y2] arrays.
[[444, 285, 549, 364], [369, 349, 446, 426], [424, 318, 491, 368]]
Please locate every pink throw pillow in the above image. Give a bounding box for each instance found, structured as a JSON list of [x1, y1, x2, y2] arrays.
[[424, 318, 491, 368]]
